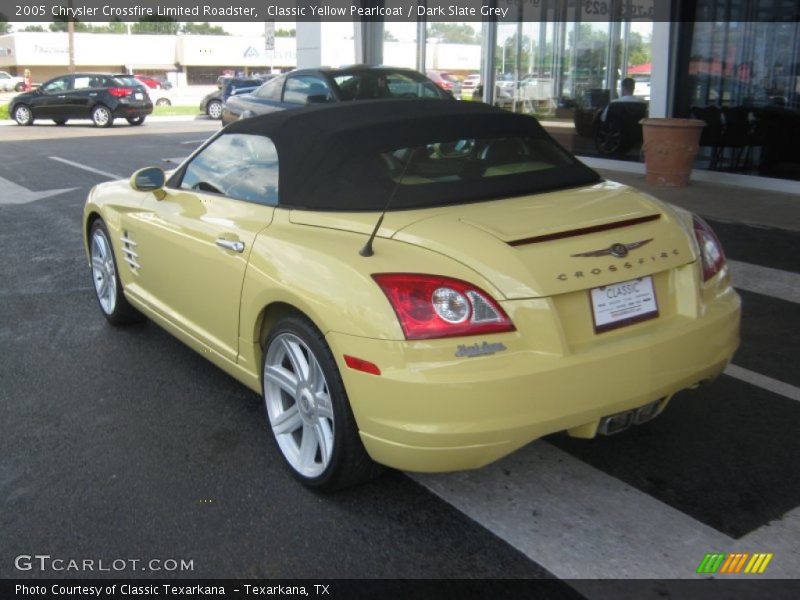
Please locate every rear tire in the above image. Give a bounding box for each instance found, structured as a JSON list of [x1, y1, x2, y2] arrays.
[[91, 105, 114, 128], [13, 104, 33, 126], [127, 116, 146, 126], [53, 119, 67, 126], [262, 315, 382, 491], [155, 98, 171, 107]]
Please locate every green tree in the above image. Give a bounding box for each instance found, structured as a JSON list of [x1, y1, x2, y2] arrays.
[[181, 22, 229, 35], [50, 18, 93, 33], [0, 14, 10, 34], [132, 17, 179, 35], [22, 25, 46, 32], [428, 23, 479, 44], [275, 29, 295, 38], [626, 31, 651, 68]]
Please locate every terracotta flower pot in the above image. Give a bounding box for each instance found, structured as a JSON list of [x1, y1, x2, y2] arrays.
[[640, 118, 706, 187]]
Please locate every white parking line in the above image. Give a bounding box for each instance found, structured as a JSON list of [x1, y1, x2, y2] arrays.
[[411, 440, 799, 582], [180, 139, 208, 145], [729, 260, 800, 305], [48, 156, 122, 180], [725, 364, 800, 403]]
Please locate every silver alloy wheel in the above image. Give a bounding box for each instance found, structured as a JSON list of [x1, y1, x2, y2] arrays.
[[207, 101, 222, 119], [14, 105, 31, 125], [90, 228, 117, 315], [155, 98, 171, 107], [264, 333, 335, 479], [92, 106, 111, 127]]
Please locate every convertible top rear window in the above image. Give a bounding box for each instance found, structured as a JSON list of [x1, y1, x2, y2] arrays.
[[213, 99, 602, 211]]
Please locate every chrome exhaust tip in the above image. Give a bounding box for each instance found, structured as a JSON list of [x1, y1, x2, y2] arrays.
[[598, 399, 665, 435], [597, 410, 635, 435]]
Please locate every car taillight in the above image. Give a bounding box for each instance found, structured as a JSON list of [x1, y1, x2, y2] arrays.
[[109, 87, 131, 98], [693, 215, 726, 281], [372, 273, 515, 340]]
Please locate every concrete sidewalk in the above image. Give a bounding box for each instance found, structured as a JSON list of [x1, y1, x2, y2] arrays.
[[595, 168, 800, 232]]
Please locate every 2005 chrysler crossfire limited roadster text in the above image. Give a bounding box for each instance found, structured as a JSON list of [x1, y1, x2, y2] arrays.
[[83, 99, 740, 490]]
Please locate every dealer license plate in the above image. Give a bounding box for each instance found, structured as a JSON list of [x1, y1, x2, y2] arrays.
[[134, 92, 143, 100], [590, 276, 659, 333]]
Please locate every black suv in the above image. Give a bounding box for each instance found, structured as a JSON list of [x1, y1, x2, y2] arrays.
[[10, 73, 153, 127]]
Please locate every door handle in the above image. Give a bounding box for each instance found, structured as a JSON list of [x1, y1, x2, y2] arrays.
[[216, 238, 245, 253]]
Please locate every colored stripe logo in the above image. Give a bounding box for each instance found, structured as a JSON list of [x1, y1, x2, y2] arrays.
[[697, 552, 773, 574]]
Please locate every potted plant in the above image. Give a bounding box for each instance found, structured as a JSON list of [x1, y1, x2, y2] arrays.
[[640, 118, 706, 186]]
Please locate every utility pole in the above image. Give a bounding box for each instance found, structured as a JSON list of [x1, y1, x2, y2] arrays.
[[67, 0, 76, 73]]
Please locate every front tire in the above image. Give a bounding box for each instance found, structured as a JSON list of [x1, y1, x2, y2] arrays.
[[155, 98, 171, 107], [127, 116, 146, 126], [89, 220, 141, 326], [91, 105, 114, 128], [262, 315, 381, 491], [207, 100, 223, 120], [13, 104, 34, 126]]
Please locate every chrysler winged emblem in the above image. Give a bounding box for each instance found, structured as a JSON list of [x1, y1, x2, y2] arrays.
[[571, 239, 653, 258]]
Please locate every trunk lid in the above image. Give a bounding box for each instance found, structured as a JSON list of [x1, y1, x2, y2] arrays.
[[393, 182, 696, 298], [291, 181, 696, 299]]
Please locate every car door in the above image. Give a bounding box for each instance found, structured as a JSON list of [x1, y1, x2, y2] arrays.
[[67, 74, 105, 118], [32, 76, 72, 118], [122, 133, 279, 363]]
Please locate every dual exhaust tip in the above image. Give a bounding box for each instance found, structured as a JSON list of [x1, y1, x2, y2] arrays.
[[598, 398, 665, 436]]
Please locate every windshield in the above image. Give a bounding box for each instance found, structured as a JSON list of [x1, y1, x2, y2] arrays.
[[333, 71, 445, 101], [381, 136, 574, 184]]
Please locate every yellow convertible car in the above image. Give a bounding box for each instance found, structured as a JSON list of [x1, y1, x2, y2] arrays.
[[83, 100, 740, 490]]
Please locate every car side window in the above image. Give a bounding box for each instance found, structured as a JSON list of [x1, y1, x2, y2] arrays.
[[42, 77, 70, 93], [282, 75, 330, 105], [255, 77, 282, 100], [179, 134, 279, 206], [73, 76, 103, 90]]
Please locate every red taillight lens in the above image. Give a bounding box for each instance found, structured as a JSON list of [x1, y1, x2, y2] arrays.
[[109, 87, 131, 98], [372, 273, 515, 340], [693, 216, 726, 281]]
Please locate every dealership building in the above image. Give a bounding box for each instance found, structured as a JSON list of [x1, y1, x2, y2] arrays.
[[1, 0, 798, 183]]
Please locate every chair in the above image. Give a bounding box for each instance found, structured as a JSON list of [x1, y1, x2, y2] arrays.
[[689, 106, 724, 169], [594, 102, 648, 156]]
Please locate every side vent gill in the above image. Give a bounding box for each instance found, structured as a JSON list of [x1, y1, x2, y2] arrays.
[[121, 231, 141, 273]]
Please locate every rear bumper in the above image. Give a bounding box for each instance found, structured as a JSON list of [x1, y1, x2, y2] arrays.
[[327, 288, 740, 473], [113, 104, 153, 118]]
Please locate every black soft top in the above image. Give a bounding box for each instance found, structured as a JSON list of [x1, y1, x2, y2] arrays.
[[222, 99, 601, 211]]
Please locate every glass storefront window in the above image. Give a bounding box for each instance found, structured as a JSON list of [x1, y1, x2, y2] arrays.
[[678, 10, 800, 180]]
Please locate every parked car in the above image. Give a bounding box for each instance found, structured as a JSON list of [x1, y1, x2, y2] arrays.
[[200, 76, 269, 120], [10, 73, 152, 127], [83, 99, 740, 490], [133, 74, 172, 90], [221, 65, 450, 125], [426, 70, 460, 96], [0, 70, 26, 92], [471, 83, 515, 109], [460, 73, 481, 99]]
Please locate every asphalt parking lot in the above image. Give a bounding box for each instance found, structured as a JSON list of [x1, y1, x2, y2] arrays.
[[1, 120, 798, 594]]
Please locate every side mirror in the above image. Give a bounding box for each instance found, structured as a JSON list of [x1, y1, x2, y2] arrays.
[[130, 167, 166, 200]]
